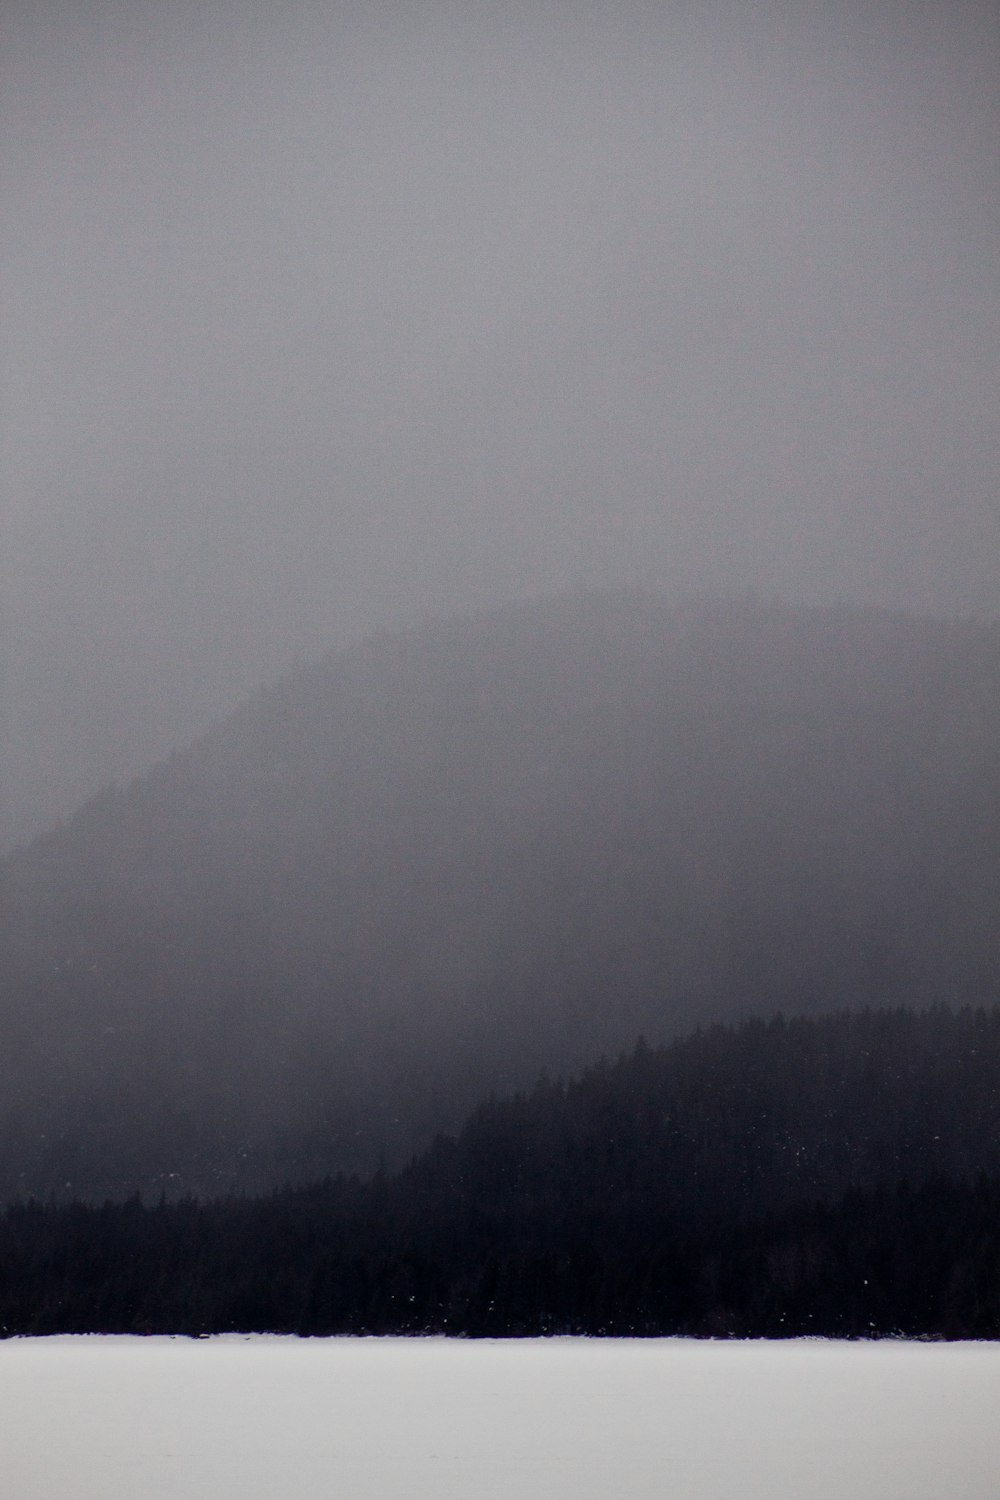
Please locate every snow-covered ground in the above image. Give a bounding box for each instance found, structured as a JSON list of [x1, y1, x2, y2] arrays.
[[2, 1336, 998, 1499]]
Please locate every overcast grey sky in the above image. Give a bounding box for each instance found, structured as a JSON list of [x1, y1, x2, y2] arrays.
[[2, 0, 998, 846]]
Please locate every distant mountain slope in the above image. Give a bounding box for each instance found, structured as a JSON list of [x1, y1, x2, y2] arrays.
[[1, 592, 998, 1199]]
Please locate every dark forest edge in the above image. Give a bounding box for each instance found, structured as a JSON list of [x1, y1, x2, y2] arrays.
[[3, 1006, 1000, 1339]]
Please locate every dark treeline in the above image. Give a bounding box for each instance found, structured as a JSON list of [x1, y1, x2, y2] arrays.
[[3, 1007, 999, 1339]]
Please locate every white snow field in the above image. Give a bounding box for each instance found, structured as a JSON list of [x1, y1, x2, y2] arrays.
[[2, 1336, 998, 1500]]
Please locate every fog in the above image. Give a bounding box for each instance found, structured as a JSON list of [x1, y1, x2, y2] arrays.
[[3, 0, 998, 846]]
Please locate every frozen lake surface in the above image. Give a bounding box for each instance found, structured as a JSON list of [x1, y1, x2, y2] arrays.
[[2, 1336, 998, 1499]]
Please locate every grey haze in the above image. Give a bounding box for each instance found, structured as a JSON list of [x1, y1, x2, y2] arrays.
[[2, 0, 998, 848]]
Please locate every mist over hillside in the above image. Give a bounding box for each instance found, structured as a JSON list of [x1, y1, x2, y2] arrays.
[[1, 592, 998, 1199], [4, 0, 997, 853]]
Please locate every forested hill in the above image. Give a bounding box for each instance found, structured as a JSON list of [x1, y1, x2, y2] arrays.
[[414, 1006, 1000, 1223], [3, 1008, 1000, 1338], [1, 593, 998, 1200]]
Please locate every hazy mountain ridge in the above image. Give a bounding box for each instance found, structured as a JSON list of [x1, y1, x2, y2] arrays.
[[1, 592, 998, 1199]]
